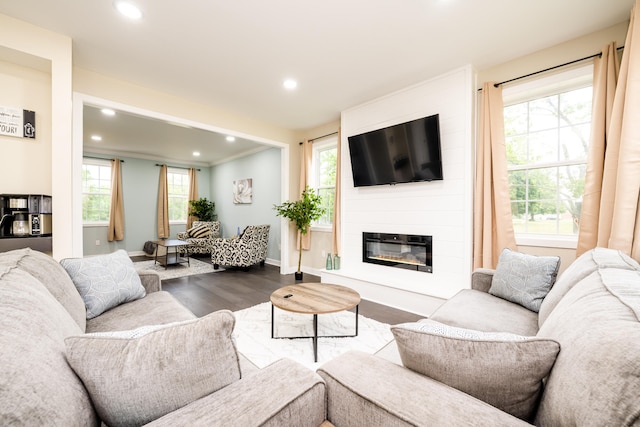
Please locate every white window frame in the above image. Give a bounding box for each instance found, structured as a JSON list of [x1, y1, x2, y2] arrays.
[[82, 158, 112, 226], [502, 64, 594, 249], [167, 167, 189, 225], [310, 136, 338, 232]]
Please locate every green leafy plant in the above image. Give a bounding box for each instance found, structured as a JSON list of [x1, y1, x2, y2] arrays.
[[273, 187, 325, 274], [188, 197, 217, 221]]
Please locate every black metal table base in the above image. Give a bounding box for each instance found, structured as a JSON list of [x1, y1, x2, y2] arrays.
[[271, 304, 359, 363]]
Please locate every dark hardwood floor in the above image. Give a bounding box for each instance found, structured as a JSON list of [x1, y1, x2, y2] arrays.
[[139, 255, 423, 325]]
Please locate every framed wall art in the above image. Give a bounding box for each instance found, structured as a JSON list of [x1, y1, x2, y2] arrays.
[[233, 178, 252, 204]]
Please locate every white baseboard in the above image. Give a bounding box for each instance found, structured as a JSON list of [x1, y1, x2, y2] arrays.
[[321, 269, 445, 317]]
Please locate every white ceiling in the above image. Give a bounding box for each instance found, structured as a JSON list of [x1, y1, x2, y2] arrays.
[[0, 0, 633, 165]]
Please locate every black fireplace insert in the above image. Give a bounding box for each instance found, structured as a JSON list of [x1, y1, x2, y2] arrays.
[[363, 232, 432, 273]]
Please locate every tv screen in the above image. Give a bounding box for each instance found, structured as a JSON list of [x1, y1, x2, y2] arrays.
[[347, 114, 443, 187]]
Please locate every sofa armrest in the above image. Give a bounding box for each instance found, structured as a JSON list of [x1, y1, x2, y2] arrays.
[[137, 270, 161, 293], [318, 351, 530, 427], [472, 268, 495, 293], [176, 231, 189, 240], [147, 358, 326, 426]]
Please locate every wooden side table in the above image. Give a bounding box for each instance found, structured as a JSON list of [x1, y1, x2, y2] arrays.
[[270, 283, 361, 362], [152, 239, 190, 269]]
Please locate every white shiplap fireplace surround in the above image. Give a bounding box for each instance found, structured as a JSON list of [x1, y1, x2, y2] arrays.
[[322, 65, 475, 317]]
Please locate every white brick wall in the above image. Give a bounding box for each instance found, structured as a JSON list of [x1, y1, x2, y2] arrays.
[[324, 66, 475, 311]]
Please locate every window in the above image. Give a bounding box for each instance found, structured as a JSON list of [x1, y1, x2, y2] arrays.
[[503, 65, 593, 245], [167, 168, 189, 223], [311, 137, 337, 228], [82, 159, 112, 224]]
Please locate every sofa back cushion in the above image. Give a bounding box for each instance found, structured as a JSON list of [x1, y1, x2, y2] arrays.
[[538, 247, 640, 327], [535, 268, 640, 426], [0, 248, 86, 331], [0, 266, 98, 426]]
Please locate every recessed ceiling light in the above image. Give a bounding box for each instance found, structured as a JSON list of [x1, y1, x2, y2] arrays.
[[226, 136, 236, 142], [91, 135, 102, 141], [101, 108, 116, 116], [283, 79, 297, 90], [192, 151, 201, 157], [114, 1, 142, 20]]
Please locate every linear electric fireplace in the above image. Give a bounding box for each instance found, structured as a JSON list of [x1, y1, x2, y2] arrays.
[[363, 232, 432, 273]]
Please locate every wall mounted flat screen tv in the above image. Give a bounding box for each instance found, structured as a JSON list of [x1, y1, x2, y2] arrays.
[[347, 114, 443, 187]]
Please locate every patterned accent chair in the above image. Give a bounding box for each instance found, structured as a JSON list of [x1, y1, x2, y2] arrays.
[[177, 221, 221, 256], [211, 224, 270, 270]]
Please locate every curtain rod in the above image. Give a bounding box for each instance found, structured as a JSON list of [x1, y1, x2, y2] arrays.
[[155, 163, 201, 171], [479, 45, 625, 91], [299, 131, 339, 145], [83, 156, 124, 162]]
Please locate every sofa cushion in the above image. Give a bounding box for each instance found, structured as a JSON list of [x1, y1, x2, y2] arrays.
[[0, 248, 87, 331], [392, 319, 560, 421], [187, 223, 211, 238], [430, 289, 540, 336], [535, 268, 640, 426], [538, 247, 640, 327], [489, 248, 560, 312], [86, 290, 196, 333], [60, 250, 146, 319], [0, 266, 98, 426], [65, 310, 241, 427]]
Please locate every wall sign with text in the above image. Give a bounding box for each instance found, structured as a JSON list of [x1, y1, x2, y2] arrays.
[[0, 106, 36, 139]]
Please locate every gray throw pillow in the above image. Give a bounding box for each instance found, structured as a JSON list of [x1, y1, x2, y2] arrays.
[[60, 250, 146, 319], [392, 319, 560, 421], [65, 310, 241, 427], [489, 248, 560, 312]]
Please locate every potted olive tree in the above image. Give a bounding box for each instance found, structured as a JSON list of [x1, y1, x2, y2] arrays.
[[188, 197, 217, 221], [273, 187, 325, 280]]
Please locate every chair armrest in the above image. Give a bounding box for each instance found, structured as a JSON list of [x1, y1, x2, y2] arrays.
[[471, 268, 495, 293], [176, 231, 189, 240], [146, 358, 326, 426], [318, 351, 530, 427], [137, 270, 161, 293]]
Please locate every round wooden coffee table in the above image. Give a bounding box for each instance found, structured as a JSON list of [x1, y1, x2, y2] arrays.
[[270, 283, 361, 362]]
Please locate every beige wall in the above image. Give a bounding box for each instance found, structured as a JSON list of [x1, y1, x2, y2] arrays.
[[0, 60, 52, 194], [0, 14, 73, 259], [478, 21, 628, 87]]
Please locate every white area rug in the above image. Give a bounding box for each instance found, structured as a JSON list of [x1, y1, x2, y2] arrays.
[[133, 258, 221, 280], [233, 302, 394, 370]]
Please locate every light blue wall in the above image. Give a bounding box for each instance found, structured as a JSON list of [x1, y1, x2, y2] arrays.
[[83, 154, 211, 255], [211, 147, 281, 262]]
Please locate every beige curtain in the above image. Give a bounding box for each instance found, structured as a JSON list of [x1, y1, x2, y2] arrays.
[[298, 140, 313, 250], [186, 168, 199, 229], [331, 128, 342, 256], [473, 82, 517, 269], [107, 158, 124, 241], [578, 2, 640, 260], [157, 164, 170, 239], [576, 42, 620, 256]]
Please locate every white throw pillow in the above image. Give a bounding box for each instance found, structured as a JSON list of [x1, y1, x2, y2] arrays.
[[60, 250, 146, 319]]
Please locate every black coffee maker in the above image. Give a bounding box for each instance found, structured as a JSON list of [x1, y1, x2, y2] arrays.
[[0, 196, 13, 237]]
